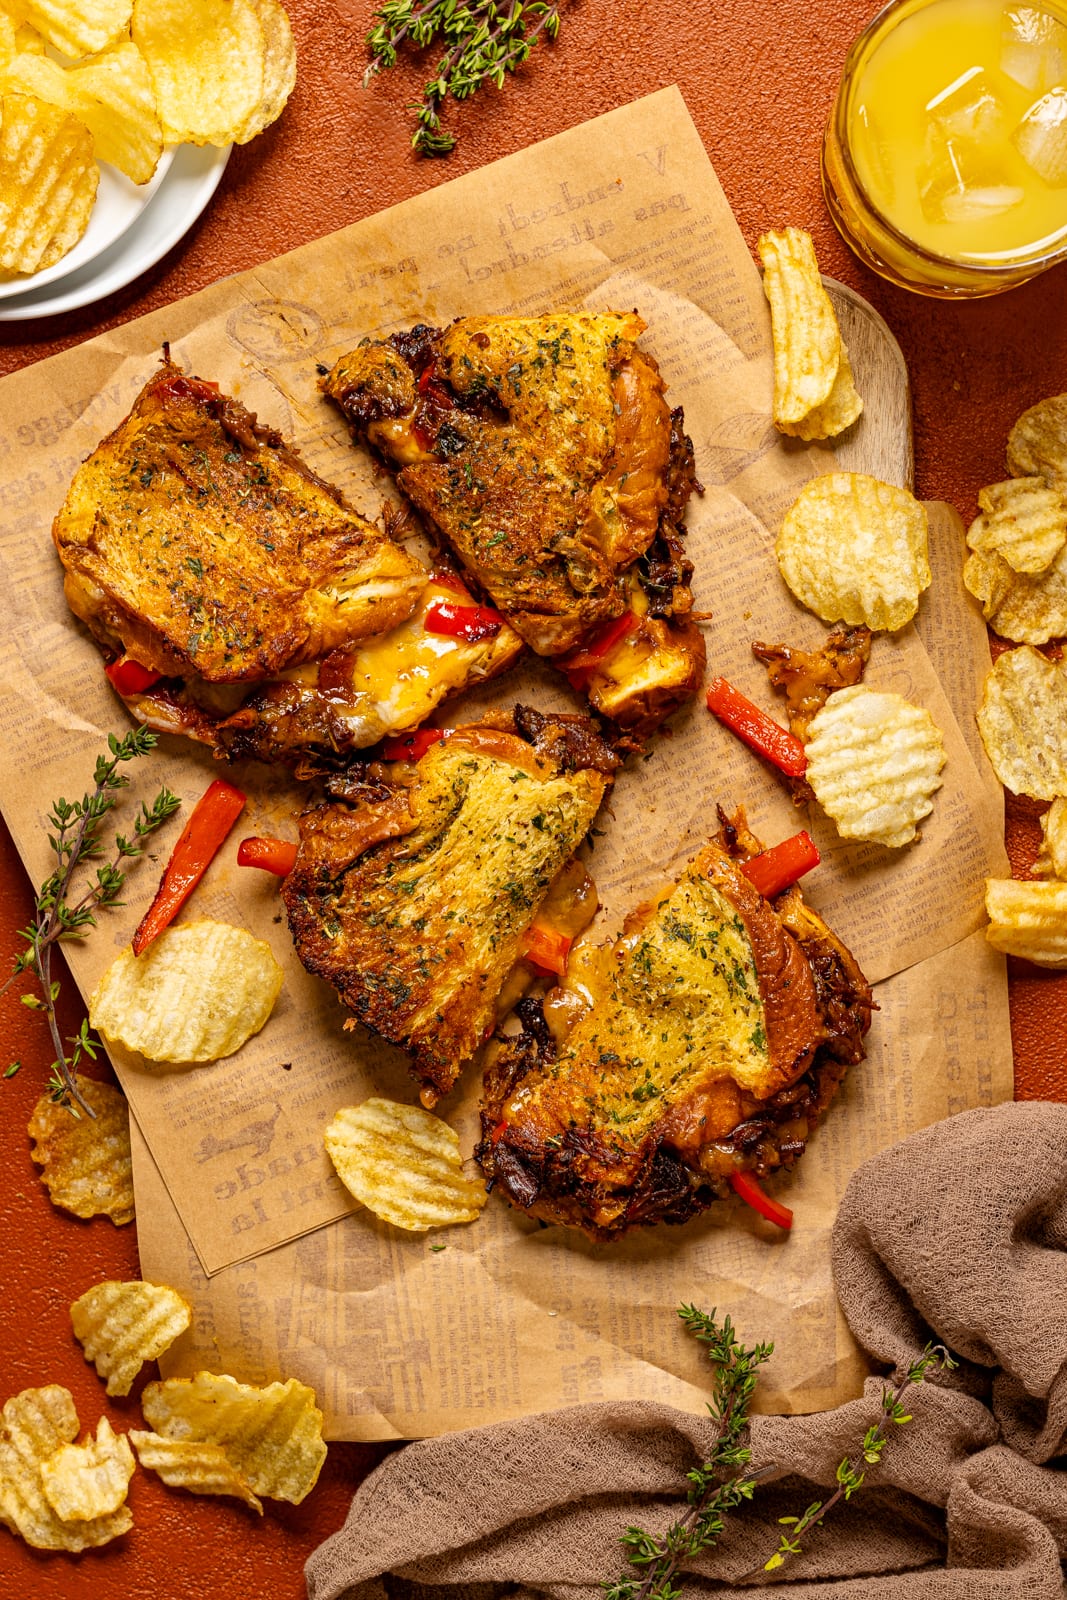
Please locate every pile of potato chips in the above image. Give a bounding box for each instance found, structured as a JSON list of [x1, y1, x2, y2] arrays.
[[997, 796, 1067, 964], [0, 0, 295, 275], [754, 227, 948, 851], [964, 394, 1067, 644], [765, 464, 943, 849], [0, 1275, 326, 1550], [968, 393, 1067, 968], [0, 1385, 134, 1550]]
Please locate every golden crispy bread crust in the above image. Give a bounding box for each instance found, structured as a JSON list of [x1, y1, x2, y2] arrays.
[[479, 827, 871, 1239], [281, 712, 618, 1101], [54, 360, 426, 683], [323, 313, 684, 658]]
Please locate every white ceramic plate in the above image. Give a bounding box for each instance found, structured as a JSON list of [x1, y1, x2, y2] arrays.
[[0, 147, 176, 301], [0, 142, 230, 322]]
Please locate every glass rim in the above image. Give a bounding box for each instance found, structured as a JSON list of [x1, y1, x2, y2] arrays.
[[831, 0, 1067, 279]]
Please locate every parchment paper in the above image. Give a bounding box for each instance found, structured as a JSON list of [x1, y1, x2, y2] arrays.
[[0, 90, 1011, 1430], [133, 497, 1012, 1435], [134, 924, 1011, 1436]]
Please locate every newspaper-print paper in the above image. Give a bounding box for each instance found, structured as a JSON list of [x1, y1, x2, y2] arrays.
[[134, 922, 1011, 1435], [134, 487, 1011, 1436], [0, 93, 1010, 1422]]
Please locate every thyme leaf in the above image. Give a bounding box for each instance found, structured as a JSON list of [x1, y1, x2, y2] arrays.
[[605, 1309, 957, 1598], [750, 1341, 957, 1581], [364, 0, 566, 156]]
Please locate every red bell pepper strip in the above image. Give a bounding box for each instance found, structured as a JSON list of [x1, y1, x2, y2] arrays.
[[559, 611, 638, 688], [729, 1169, 794, 1230], [490, 1118, 508, 1146], [236, 836, 298, 877], [740, 831, 820, 900], [522, 922, 572, 978], [706, 677, 808, 777], [106, 657, 162, 696], [381, 727, 449, 762], [132, 778, 247, 955], [424, 599, 505, 643]]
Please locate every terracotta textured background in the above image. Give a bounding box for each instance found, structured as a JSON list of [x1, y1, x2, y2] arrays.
[[2, 0, 1066, 1593]]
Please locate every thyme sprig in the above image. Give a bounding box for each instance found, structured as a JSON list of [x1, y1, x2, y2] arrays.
[[606, 1310, 958, 1599], [752, 1341, 958, 1580], [604, 1306, 774, 1600], [364, 0, 566, 156], [3, 729, 179, 1116]]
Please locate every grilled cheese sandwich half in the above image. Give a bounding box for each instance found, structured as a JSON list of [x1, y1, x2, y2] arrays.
[[322, 313, 705, 736], [281, 708, 619, 1102], [55, 359, 427, 681], [54, 359, 525, 769], [479, 812, 872, 1239], [132, 574, 525, 775]]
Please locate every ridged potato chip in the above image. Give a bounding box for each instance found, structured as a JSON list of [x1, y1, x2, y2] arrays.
[[804, 684, 946, 849], [40, 1417, 134, 1523], [35, 142, 95, 265], [758, 228, 842, 429], [235, 0, 295, 143], [963, 542, 1067, 643], [758, 227, 838, 423], [15, 22, 47, 53], [140, 1373, 326, 1505], [71, 1279, 192, 1397], [28, 1074, 134, 1225], [129, 1430, 263, 1512], [0, 1386, 132, 1551], [0, 91, 97, 273], [977, 645, 1067, 799], [89, 919, 283, 1063], [776, 473, 931, 632], [985, 877, 1067, 966], [325, 1098, 488, 1232], [781, 337, 863, 442], [1007, 393, 1067, 485], [967, 477, 1067, 573], [15, 0, 131, 60], [1034, 797, 1067, 880], [132, 0, 264, 144], [0, 39, 163, 182]]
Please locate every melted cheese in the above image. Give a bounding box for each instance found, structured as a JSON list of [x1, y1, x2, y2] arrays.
[[347, 582, 523, 732]]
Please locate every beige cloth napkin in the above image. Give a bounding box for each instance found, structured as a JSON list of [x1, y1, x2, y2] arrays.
[[305, 1103, 1067, 1598]]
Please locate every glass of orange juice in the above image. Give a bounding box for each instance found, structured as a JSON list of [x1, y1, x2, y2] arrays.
[[823, 0, 1067, 295]]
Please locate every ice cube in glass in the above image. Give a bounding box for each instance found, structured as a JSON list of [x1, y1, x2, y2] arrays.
[[919, 121, 1026, 222], [1001, 5, 1067, 92], [926, 65, 1008, 139], [1013, 85, 1067, 182]]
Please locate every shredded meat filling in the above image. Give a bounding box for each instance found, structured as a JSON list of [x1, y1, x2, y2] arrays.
[[752, 624, 872, 743]]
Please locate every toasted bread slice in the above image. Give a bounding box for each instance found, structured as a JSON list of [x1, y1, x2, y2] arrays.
[[128, 573, 525, 776], [322, 314, 702, 697], [479, 815, 871, 1238], [282, 709, 619, 1101], [54, 359, 426, 684]]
